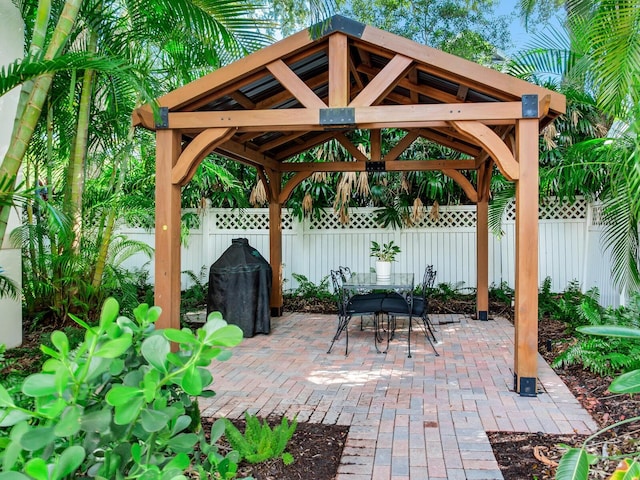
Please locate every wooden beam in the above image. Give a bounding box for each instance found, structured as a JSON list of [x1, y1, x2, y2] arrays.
[[350, 54, 413, 107], [476, 198, 489, 321], [356, 64, 459, 104], [408, 68, 420, 103], [154, 130, 183, 330], [266, 169, 284, 315], [279, 171, 313, 203], [442, 169, 478, 202], [275, 132, 337, 161], [357, 26, 566, 114], [229, 91, 256, 109], [279, 158, 476, 172], [165, 102, 525, 131], [450, 121, 519, 180], [258, 132, 307, 152], [335, 133, 369, 162], [256, 72, 328, 109], [418, 128, 481, 157], [514, 118, 540, 396], [370, 129, 381, 161], [348, 53, 364, 91], [267, 59, 327, 109], [172, 128, 234, 185], [384, 130, 420, 161], [215, 139, 281, 172], [329, 33, 349, 107]]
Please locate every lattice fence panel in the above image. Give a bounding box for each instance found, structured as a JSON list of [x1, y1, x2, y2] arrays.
[[590, 204, 605, 226], [504, 198, 587, 221], [412, 208, 477, 228]]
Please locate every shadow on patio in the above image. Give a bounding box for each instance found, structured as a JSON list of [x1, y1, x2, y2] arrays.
[[200, 313, 596, 479]]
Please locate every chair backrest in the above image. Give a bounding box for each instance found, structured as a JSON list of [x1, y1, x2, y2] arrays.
[[420, 265, 437, 303], [330, 269, 347, 314], [338, 266, 352, 282]]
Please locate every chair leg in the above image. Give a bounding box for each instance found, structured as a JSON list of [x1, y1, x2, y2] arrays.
[[328, 314, 352, 355], [408, 315, 439, 357], [424, 314, 437, 342]]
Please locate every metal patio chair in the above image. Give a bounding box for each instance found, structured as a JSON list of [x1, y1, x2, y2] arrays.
[[327, 269, 384, 356], [380, 265, 439, 357]]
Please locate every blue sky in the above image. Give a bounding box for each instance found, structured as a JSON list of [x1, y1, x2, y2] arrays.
[[497, 0, 565, 54]]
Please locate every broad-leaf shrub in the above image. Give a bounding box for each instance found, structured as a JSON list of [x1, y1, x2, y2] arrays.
[[556, 323, 640, 480], [0, 298, 243, 479]]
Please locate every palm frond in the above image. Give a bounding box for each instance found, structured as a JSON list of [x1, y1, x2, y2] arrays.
[[488, 185, 515, 237], [0, 268, 20, 301], [0, 51, 139, 97]]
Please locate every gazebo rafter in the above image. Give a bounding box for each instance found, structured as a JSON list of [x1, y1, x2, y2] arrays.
[[133, 15, 565, 397]]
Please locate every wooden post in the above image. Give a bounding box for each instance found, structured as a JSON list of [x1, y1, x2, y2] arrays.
[[328, 33, 348, 107], [514, 117, 539, 396], [155, 129, 183, 330], [268, 170, 283, 316], [476, 199, 489, 321]]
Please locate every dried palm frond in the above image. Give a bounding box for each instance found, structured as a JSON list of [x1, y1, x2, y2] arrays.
[[338, 207, 349, 224], [411, 197, 425, 224], [401, 174, 410, 193], [249, 179, 268, 206], [311, 171, 327, 183], [335, 172, 357, 204], [542, 123, 558, 150], [356, 172, 370, 196], [357, 143, 368, 156], [429, 200, 440, 222], [302, 193, 313, 214]]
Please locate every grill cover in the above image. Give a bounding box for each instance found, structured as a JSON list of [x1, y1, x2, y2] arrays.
[[207, 238, 272, 337]]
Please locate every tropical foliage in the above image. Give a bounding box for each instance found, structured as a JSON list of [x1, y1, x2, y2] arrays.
[[0, 298, 245, 479], [506, 0, 640, 294], [0, 0, 276, 322]]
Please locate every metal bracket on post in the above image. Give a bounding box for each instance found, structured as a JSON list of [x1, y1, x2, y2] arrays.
[[320, 108, 355, 127], [155, 107, 169, 129], [478, 311, 488, 321], [365, 161, 385, 172], [519, 377, 537, 397], [521, 95, 539, 118]]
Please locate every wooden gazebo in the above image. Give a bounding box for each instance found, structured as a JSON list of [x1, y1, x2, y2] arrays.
[[133, 16, 565, 396]]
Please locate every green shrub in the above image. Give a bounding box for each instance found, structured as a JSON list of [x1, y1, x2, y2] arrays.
[[224, 413, 298, 465], [0, 298, 244, 479], [288, 273, 333, 300], [553, 293, 640, 376], [489, 281, 514, 304], [556, 322, 640, 480]]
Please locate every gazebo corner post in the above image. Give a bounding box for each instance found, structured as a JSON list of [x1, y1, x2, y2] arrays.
[[267, 170, 284, 317], [476, 198, 489, 321], [154, 128, 183, 330], [514, 117, 540, 397]]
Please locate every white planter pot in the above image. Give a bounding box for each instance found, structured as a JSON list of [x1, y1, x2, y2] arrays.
[[376, 260, 391, 281]]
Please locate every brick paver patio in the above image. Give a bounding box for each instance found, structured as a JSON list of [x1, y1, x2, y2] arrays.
[[200, 313, 597, 479]]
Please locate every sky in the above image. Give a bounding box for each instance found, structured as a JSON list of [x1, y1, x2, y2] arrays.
[[497, 0, 566, 55]]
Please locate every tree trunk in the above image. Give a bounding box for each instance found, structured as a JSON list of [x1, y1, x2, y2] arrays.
[[0, 0, 83, 244]]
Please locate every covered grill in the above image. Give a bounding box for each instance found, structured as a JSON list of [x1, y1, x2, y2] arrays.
[[206, 238, 272, 337]]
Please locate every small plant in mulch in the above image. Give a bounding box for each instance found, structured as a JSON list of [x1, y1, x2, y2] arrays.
[[224, 413, 298, 465]]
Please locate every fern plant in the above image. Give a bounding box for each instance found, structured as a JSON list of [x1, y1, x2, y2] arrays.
[[224, 413, 298, 465], [553, 293, 640, 376]]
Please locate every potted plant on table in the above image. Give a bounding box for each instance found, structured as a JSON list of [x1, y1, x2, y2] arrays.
[[370, 240, 401, 280]]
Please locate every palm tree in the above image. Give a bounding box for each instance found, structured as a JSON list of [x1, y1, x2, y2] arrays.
[[505, 0, 639, 294], [0, 0, 278, 322]]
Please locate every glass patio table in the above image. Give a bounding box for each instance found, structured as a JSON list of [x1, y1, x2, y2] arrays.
[[343, 272, 414, 353]]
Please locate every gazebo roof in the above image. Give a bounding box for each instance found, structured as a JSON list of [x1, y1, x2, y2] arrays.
[[133, 15, 565, 168]]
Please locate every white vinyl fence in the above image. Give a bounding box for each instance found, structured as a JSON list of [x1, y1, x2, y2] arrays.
[[119, 198, 625, 307]]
